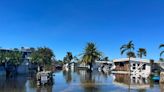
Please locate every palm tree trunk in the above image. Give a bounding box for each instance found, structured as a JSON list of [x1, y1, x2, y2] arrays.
[[128, 56, 131, 92], [89, 62, 92, 71]]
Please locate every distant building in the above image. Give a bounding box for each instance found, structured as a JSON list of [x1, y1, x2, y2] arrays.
[[0, 48, 32, 75], [113, 58, 151, 77], [95, 61, 115, 71]]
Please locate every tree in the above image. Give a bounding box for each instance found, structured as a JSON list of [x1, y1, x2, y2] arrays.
[[0, 49, 22, 77], [137, 48, 147, 58], [81, 42, 102, 71], [160, 58, 164, 62], [63, 52, 73, 64], [120, 41, 135, 58], [101, 56, 109, 61], [159, 44, 164, 57], [30, 47, 54, 71], [127, 51, 136, 58], [26, 47, 35, 52], [73, 56, 79, 62], [120, 41, 135, 91], [7, 51, 22, 74]]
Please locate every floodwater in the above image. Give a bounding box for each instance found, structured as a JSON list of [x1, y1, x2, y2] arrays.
[[0, 69, 163, 92]]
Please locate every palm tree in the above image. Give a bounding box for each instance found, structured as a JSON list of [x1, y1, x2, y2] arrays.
[[81, 42, 102, 71], [137, 48, 147, 58], [159, 44, 164, 57], [63, 52, 73, 64], [120, 41, 135, 58], [120, 41, 135, 91], [66, 52, 73, 63], [127, 51, 136, 58]]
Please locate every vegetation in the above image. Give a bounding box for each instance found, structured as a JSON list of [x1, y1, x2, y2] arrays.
[[102, 57, 109, 61], [0, 49, 23, 77], [159, 44, 164, 57], [137, 48, 147, 58], [120, 41, 135, 58], [81, 42, 102, 71], [126, 51, 136, 58], [63, 52, 73, 64], [160, 58, 164, 62], [0, 42, 163, 76], [99, 56, 109, 61], [30, 47, 54, 71], [73, 56, 79, 62]]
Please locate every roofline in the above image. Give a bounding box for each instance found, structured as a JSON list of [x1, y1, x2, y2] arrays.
[[0, 48, 32, 53], [95, 61, 113, 63], [113, 58, 150, 63]]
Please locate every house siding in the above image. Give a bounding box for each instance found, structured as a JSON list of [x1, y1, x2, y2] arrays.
[[114, 61, 130, 71]]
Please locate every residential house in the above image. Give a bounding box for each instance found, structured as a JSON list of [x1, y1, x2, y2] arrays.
[[113, 58, 151, 77]]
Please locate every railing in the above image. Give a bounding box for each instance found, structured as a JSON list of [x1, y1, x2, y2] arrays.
[[131, 63, 144, 74]]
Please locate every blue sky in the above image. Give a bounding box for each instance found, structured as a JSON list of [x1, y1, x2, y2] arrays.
[[0, 0, 163, 60]]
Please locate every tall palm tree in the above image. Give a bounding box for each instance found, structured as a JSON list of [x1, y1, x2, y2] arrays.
[[120, 41, 135, 91], [63, 52, 73, 64], [120, 41, 135, 58], [127, 51, 136, 58], [159, 44, 164, 57], [66, 52, 73, 63], [137, 48, 147, 58], [81, 42, 102, 71]]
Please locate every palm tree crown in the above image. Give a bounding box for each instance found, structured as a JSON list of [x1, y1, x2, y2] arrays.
[[81, 42, 101, 64], [120, 41, 135, 58], [137, 48, 147, 58], [159, 44, 164, 57], [63, 52, 73, 63]]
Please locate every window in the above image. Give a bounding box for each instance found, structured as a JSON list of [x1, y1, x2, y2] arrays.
[[120, 62, 124, 66], [142, 64, 146, 70], [133, 64, 136, 69]]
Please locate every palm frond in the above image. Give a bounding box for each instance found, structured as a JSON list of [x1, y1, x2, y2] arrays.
[[120, 45, 127, 50], [127, 51, 136, 58], [160, 51, 164, 57], [159, 44, 164, 49], [121, 48, 128, 55], [129, 40, 133, 44]]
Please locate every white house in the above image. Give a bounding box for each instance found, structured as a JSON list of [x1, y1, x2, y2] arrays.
[[113, 58, 151, 77]]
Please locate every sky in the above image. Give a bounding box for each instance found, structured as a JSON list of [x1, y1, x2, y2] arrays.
[[0, 0, 163, 60]]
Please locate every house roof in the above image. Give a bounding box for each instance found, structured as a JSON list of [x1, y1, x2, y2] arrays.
[[0, 48, 31, 53], [113, 58, 150, 63], [95, 61, 113, 64]]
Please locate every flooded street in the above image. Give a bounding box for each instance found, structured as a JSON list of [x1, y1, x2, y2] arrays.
[[0, 70, 162, 92]]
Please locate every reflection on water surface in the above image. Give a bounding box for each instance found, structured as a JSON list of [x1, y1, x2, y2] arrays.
[[0, 69, 162, 92]]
